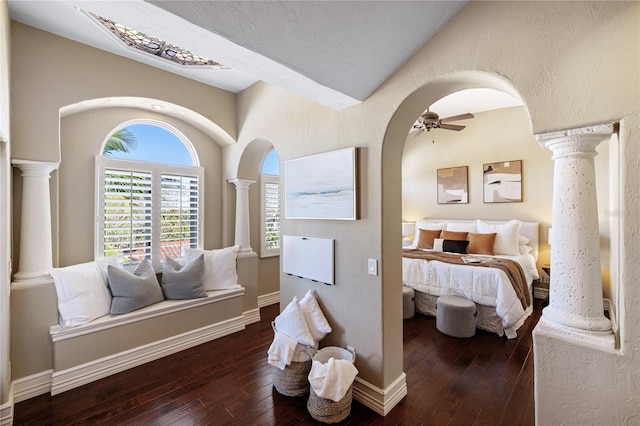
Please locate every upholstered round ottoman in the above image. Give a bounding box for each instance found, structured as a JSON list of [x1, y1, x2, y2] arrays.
[[402, 286, 415, 319], [436, 295, 477, 338]]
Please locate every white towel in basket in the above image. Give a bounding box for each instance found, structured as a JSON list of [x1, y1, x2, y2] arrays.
[[267, 331, 298, 370], [308, 357, 359, 402]]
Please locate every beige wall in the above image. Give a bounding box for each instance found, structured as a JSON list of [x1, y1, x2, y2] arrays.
[[0, 0, 11, 409], [10, 22, 237, 164]]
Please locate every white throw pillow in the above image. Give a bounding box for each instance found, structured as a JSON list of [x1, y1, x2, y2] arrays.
[[274, 296, 315, 346], [477, 220, 521, 256], [183, 245, 240, 290], [50, 256, 122, 327], [432, 238, 444, 252], [299, 289, 332, 342]]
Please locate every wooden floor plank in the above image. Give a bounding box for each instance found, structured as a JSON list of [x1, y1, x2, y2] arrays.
[[14, 299, 542, 425]]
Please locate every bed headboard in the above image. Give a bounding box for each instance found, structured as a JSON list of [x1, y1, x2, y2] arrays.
[[416, 219, 540, 260]]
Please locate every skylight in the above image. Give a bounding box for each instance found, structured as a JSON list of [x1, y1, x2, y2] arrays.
[[91, 13, 225, 68]]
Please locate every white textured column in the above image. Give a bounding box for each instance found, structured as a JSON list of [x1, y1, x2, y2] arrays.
[[535, 124, 614, 348], [228, 178, 255, 254], [11, 159, 59, 283]]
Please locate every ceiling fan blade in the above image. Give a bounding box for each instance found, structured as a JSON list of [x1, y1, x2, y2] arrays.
[[440, 113, 474, 123], [439, 123, 465, 131]]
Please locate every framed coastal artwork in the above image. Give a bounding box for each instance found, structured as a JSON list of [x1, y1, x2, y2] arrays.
[[436, 166, 469, 204], [285, 147, 358, 220], [483, 160, 523, 203]]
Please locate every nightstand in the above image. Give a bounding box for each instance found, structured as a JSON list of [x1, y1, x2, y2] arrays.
[[541, 264, 550, 307]]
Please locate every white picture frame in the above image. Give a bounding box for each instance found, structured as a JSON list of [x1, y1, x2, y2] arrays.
[[285, 147, 358, 220]]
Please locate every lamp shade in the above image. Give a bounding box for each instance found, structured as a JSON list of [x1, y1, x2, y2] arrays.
[[548, 227, 553, 245], [402, 222, 415, 237]]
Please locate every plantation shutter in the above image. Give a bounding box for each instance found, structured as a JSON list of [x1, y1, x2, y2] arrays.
[[97, 156, 203, 269], [102, 168, 153, 263], [261, 175, 280, 257], [160, 174, 200, 261]]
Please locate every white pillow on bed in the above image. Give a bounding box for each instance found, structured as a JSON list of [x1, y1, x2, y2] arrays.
[[446, 221, 477, 233], [477, 220, 521, 256], [413, 220, 447, 245]]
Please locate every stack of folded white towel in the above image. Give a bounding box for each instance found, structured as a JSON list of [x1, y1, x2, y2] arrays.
[[267, 289, 333, 370]]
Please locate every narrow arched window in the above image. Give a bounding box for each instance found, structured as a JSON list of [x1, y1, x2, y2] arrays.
[[260, 149, 280, 257], [96, 121, 203, 269]]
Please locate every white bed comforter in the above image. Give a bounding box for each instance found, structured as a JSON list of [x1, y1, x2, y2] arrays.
[[402, 252, 539, 338]]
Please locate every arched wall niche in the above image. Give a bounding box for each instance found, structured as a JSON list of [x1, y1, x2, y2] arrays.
[[226, 137, 281, 301], [60, 96, 236, 148]]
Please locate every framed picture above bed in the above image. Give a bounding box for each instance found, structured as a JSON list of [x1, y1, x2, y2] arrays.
[[436, 166, 468, 204], [483, 160, 523, 203]]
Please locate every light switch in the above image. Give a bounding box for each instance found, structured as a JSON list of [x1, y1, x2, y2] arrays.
[[368, 258, 377, 276]]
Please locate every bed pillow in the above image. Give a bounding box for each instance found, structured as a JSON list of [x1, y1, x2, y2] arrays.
[[433, 238, 444, 252], [467, 233, 497, 255], [413, 220, 447, 245], [299, 289, 332, 342], [49, 256, 122, 327], [443, 239, 469, 254], [183, 245, 240, 290], [441, 230, 468, 241], [416, 229, 442, 249], [477, 220, 521, 256], [275, 296, 315, 346], [446, 221, 477, 233], [107, 259, 164, 315], [161, 255, 207, 300]]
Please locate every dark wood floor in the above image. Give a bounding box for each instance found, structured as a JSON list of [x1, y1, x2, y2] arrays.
[[14, 300, 541, 425]]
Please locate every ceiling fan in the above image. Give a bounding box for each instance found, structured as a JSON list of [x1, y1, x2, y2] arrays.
[[412, 109, 474, 133]]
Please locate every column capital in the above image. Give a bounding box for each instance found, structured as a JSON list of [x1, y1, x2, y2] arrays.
[[536, 123, 615, 159], [12, 159, 59, 177], [228, 178, 256, 190]]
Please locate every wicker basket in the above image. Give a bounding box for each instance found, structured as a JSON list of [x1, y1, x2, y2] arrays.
[[271, 322, 315, 397], [306, 347, 356, 424]]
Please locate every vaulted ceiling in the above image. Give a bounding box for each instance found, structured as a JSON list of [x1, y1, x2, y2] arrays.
[[8, 0, 469, 110]]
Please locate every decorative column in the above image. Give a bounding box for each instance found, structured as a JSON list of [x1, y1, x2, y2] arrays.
[[535, 123, 614, 348], [11, 159, 59, 283], [228, 178, 255, 254]]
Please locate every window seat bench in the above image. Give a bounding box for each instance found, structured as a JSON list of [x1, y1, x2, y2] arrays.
[[48, 287, 245, 395]]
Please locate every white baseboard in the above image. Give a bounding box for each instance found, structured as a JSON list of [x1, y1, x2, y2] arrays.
[[12, 370, 53, 403], [352, 373, 407, 416], [244, 308, 261, 325], [50, 315, 245, 395], [258, 291, 280, 308], [0, 383, 14, 426]]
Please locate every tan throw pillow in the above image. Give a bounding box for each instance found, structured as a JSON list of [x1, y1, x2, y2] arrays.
[[417, 229, 442, 249], [441, 230, 468, 241], [467, 232, 497, 255]]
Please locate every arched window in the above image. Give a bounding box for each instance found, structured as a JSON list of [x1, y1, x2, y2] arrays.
[[260, 149, 280, 257], [96, 121, 204, 269]]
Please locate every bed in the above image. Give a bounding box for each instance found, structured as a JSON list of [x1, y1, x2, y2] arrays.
[[402, 219, 540, 338]]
